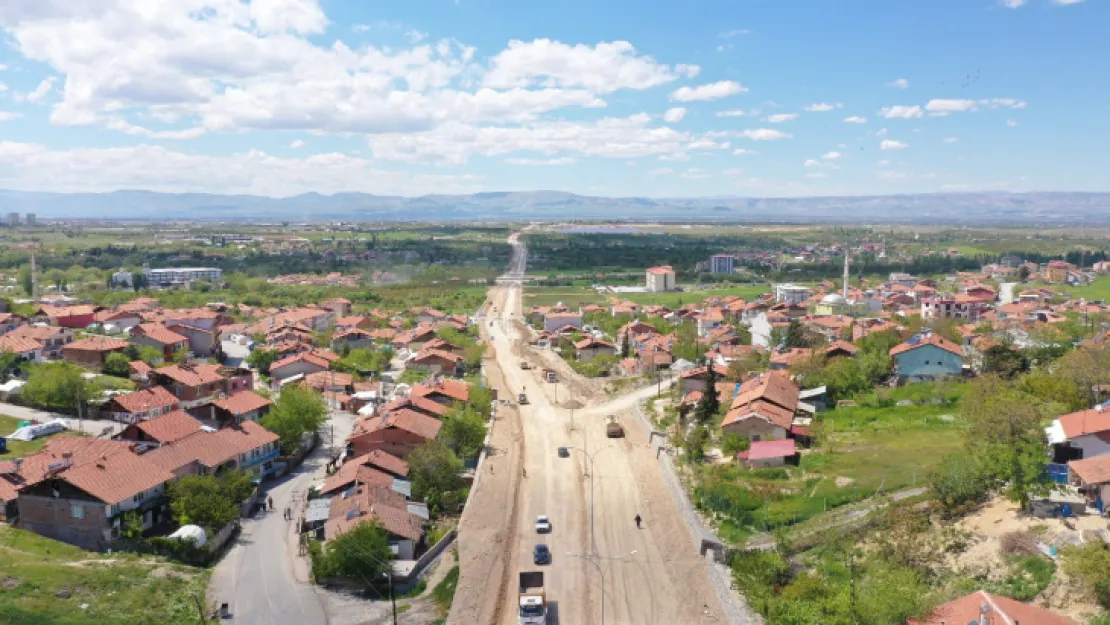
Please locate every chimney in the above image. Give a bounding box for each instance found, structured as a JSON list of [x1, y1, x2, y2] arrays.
[[12, 457, 23, 472]]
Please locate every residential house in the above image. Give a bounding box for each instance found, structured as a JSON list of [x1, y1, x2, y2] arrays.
[[319, 450, 410, 497], [889, 333, 965, 382], [412, 307, 447, 325], [1045, 260, 1075, 283], [269, 351, 331, 384], [769, 348, 813, 370], [62, 336, 130, 369], [391, 326, 437, 352], [130, 324, 190, 360], [888, 272, 919, 288], [0, 334, 44, 364], [801, 315, 853, 342], [14, 437, 174, 550], [773, 284, 811, 305], [1068, 454, 1110, 509], [824, 340, 859, 359], [679, 364, 730, 395], [737, 439, 797, 469], [408, 349, 464, 376], [151, 363, 248, 408], [145, 420, 282, 479], [102, 386, 180, 424], [909, 589, 1076, 625], [210, 391, 273, 426], [543, 312, 584, 334], [117, 410, 205, 445], [645, 265, 675, 292], [0, 312, 28, 335], [94, 309, 142, 333], [696, 308, 726, 338], [323, 482, 424, 559], [574, 337, 617, 363], [411, 378, 471, 408], [335, 315, 378, 331], [346, 408, 444, 458], [852, 318, 904, 342], [332, 328, 373, 352], [1046, 407, 1110, 464], [7, 325, 74, 359], [721, 371, 800, 442], [322, 298, 352, 316], [167, 324, 221, 358], [33, 305, 98, 329]]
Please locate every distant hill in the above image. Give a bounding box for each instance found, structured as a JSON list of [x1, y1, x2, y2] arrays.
[[1, 189, 1108, 225]]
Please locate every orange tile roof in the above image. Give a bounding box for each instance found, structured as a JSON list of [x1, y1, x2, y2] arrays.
[[362, 408, 443, 441], [134, 323, 189, 346], [110, 386, 179, 415], [304, 370, 354, 389], [213, 391, 272, 416], [7, 325, 67, 341], [732, 371, 799, 413], [145, 421, 279, 474], [320, 463, 394, 495], [325, 483, 422, 541], [64, 336, 130, 352], [1069, 455, 1110, 485], [889, 333, 963, 358], [128, 410, 203, 444], [414, 348, 464, 364], [129, 360, 153, 375], [825, 340, 858, 355], [910, 590, 1076, 625], [155, 362, 226, 387], [270, 351, 330, 373], [0, 335, 43, 354], [60, 449, 175, 505], [411, 378, 470, 403], [1057, 408, 1110, 439]]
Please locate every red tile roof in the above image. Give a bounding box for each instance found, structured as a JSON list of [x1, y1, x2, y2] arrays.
[[60, 449, 175, 505], [889, 333, 963, 358], [0, 335, 43, 354], [411, 379, 470, 403], [110, 386, 179, 415], [320, 463, 394, 495], [413, 348, 464, 364], [325, 483, 422, 541], [361, 408, 443, 441], [145, 421, 279, 474], [127, 410, 203, 444], [646, 265, 674, 275], [1069, 455, 1110, 485], [155, 362, 225, 387], [133, 323, 189, 346], [1057, 408, 1110, 439], [737, 438, 796, 461], [64, 336, 130, 352], [910, 590, 1076, 625], [213, 391, 272, 416], [129, 360, 152, 375], [270, 351, 330, 373], [304, 370, 354, 389]]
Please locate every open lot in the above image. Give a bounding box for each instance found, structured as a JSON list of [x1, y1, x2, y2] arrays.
[[523, 284, 770, 309], [0, 414, 67, 459], [0, 525, 210, 625]]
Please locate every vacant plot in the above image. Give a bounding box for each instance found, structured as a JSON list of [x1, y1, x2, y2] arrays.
[[0, 414, 67, 459], [0, 525, 210, 625], [1058, 277, 1110, 302], [523, 284, 770, 310]]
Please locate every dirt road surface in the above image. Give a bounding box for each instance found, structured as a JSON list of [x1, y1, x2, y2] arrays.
[[457, 232, 726, 624]]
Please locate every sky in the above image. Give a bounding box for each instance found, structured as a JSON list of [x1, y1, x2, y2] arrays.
[[0, 0, 1106, 199]]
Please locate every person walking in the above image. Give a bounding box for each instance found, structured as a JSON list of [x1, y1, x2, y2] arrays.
[[268, 496, 274, 511], [634, 514, 642, 529]]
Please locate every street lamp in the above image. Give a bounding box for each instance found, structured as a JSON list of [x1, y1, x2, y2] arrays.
[[560, 445, 614, 555], [564, 550, 638, 625]]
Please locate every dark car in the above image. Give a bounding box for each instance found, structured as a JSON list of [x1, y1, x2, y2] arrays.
[[533, 544, 551, 565]]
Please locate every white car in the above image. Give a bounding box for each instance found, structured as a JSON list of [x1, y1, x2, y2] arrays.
[[535, 515, 551, 533]]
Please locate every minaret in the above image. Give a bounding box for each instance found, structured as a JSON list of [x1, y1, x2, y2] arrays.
[[31, 253, 39, 304], [842, 245, 850, 300]]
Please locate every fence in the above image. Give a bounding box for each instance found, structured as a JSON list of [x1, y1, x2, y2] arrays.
[[632, 402, 763, 625], [396, 528, 457, 588]]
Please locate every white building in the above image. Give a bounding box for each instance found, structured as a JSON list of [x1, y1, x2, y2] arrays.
[[143, 265, 223, 285], [888, 272, 919, 288], [999, 282, 1018, 305], [710, 255, 735, 275], [773, 283, 811, 305], [750, 313, 775, 348], [111, 270, 133, 288], [645, 265, 675, 292]]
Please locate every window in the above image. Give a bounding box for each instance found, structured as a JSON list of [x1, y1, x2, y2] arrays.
[[133, 490, 146, 503], [71, 504, 85, 519]]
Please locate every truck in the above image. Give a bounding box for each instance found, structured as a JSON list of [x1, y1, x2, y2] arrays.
[[518, 571, 547, 624], [605, 415, 624, 438]]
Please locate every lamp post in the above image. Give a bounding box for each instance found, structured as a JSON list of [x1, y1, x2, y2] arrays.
[[564, 550, 637, 625], [561, 445, 614, 555]]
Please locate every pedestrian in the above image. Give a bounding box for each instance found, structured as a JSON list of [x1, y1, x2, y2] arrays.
[[268, 496, 274, 511], [284, 508, 290, 520], [634, 514, 642, 529], [522, 467, 527, 478]]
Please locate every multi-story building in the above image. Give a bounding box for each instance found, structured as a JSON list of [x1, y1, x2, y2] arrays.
[[25, 213, 36, 226], [142, 265, 223, 286], [710, 254, 735, 275], [6, 212, 18, 226], [645, 265, 675, 292], [773, 283, 811, 305]]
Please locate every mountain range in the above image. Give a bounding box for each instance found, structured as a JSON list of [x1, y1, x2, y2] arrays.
[[1, 189, 1108, 225]]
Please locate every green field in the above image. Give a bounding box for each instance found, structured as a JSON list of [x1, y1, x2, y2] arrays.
[[0, 525, 210, 625], [523, 284, 770, 310], [0, 414, 67, 459], [1057, 276, 1110, 302]]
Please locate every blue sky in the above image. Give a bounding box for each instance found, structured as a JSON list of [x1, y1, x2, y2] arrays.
[[0, 0, 1105, 198]]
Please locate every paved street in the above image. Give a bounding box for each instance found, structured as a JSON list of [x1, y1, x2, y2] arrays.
[[208, 409, 356, 625]]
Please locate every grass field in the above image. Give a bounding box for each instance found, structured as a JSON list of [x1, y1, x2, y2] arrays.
[[1057, 277, 1110, 302], [0, 525, 210, 625], [0, 414, 67, 459], [523, 284, 770, 310], [697, 382, 967, 544]]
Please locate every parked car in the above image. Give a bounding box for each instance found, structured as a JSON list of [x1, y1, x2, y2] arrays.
[[535, 515, 551, 533], [533, 544, 551, 565]]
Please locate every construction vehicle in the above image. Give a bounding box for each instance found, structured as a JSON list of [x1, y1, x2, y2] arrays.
[[543, 369, 557, 383], [520, 360, 532, 370], [605, 415, 625, 438], [518, 392, 529, 405], [518, 571, 547, 624]]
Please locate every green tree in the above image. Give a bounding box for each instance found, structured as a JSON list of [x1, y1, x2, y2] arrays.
[[167, 472, 254, 533], [259, 384, 328, 454], [926, 453, 989, 517], [123, 343, 164, 366], [22, 361, 95, 413], [18, 265, 33, 297], [102, 352, 132, 378], [721, 433, 750, 455], [334, 347, 392, 377], [621, 330, 631, 358], [408, 440, 466, 514], [783, 319, 809, 349], [465, 384, 494, 418], [247, 348, 279, 375], [694, 363, 720, 424], [1061, 542, 1110, 608], [982, 345, 1029, 379], [311, 522, 393, 584], [440, 405, 487, 459], [964, 375, 1050, 507]]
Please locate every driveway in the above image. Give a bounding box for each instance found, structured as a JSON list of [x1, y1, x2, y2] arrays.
[[208, 409, 358, 625]]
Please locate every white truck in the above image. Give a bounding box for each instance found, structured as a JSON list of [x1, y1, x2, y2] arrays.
[[518, 571, 547, 624]]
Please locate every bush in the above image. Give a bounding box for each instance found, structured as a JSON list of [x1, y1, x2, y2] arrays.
[[927, 453, 989, 517], [1000, 531, 1040, 557], [1062, 542, 1110, 608], [751, 468, 789, 481]]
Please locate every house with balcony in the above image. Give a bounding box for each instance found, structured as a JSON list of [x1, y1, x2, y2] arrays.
[[0, 334, 43, 364], [6, 325, 74, 359], [149, 363, 245, 409], [63, 336, 130, 370], [145, 420, 282, 479], [101, 386, 180, 424], [130, 324, 190, 360]]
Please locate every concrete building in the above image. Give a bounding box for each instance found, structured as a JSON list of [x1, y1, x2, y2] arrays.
[[142, 265, 223, 286], [645, 265, 675, 292], [710, 255, 735, 275], [6, 212, 18, 226], [773, 283, 811, 305], [25, 213, 36, 226]]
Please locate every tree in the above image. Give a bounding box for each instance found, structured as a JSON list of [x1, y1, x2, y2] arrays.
[[926, 453, 988, 517], [684, 424, 710, 462], [102, 352, 132, 378], [247, 348, 279, 375], [1062, 542, 1110, 608], [259, 384, 328, 454], [21, 361, 95, 413], [440, 405, 487, 460], [1017, 265, 1031, 281], [693, 363, 720, 424], [981, 345, 1028, 379], [621, 330, 631, 358], [465, 384, 494, 418], [721, 433, 750, 455], [783, 319, 809, 349], [167, 472, 253, 533], [1056, 345, 1110, 407], [18, 265, 32, 297], [408, 440, 466, 514], [312, 521, 393, 584]]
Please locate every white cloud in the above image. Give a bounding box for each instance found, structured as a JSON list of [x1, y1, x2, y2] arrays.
[[485, 39, 682, 93], [648, 167, 673, 175], [658, 152, 692, 162], [886, 78, 909, 89], [0, 112, 21, 121], [805, 158, 838, 170], [805, 172, 827, 179], [670, 80, 747, 102], [876, 159, 890, 166], [717, 108, 756, 118], [1001, 0, 1027, 7], [0, 140, 485, 196], [716, 44, 733, 53], [943, 137, 959, 143], [505, 156, 577, 165], [290, 139, 306, 148], [804, 102, 842, 112], [406, 29, 428, 44], [732, 148, 756, 156], [1006, 119, 1018, 127], [879, 105, 923, 119], [925, 99, 977, 115], [877, 171, 907, 180], [25, 76, 56, 103], [843, 116, 867, 124], [823, 151, 842, 160], [681, 168, 712, 179], [718, 29, 749, 38], [1052, 0, 1084, 4], [675, 64, 701, 79], [766, 113, 798, 123], [880, 139, 908, 150], [876, 128, 888, 136], [249, 0, 329, 35], [736, 128, 791, 141], [663, 107, 687, 123], [980, 98, 1026, 109]]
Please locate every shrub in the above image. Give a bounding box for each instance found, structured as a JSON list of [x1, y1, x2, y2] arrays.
[[1000, 531, 1040, 557]]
